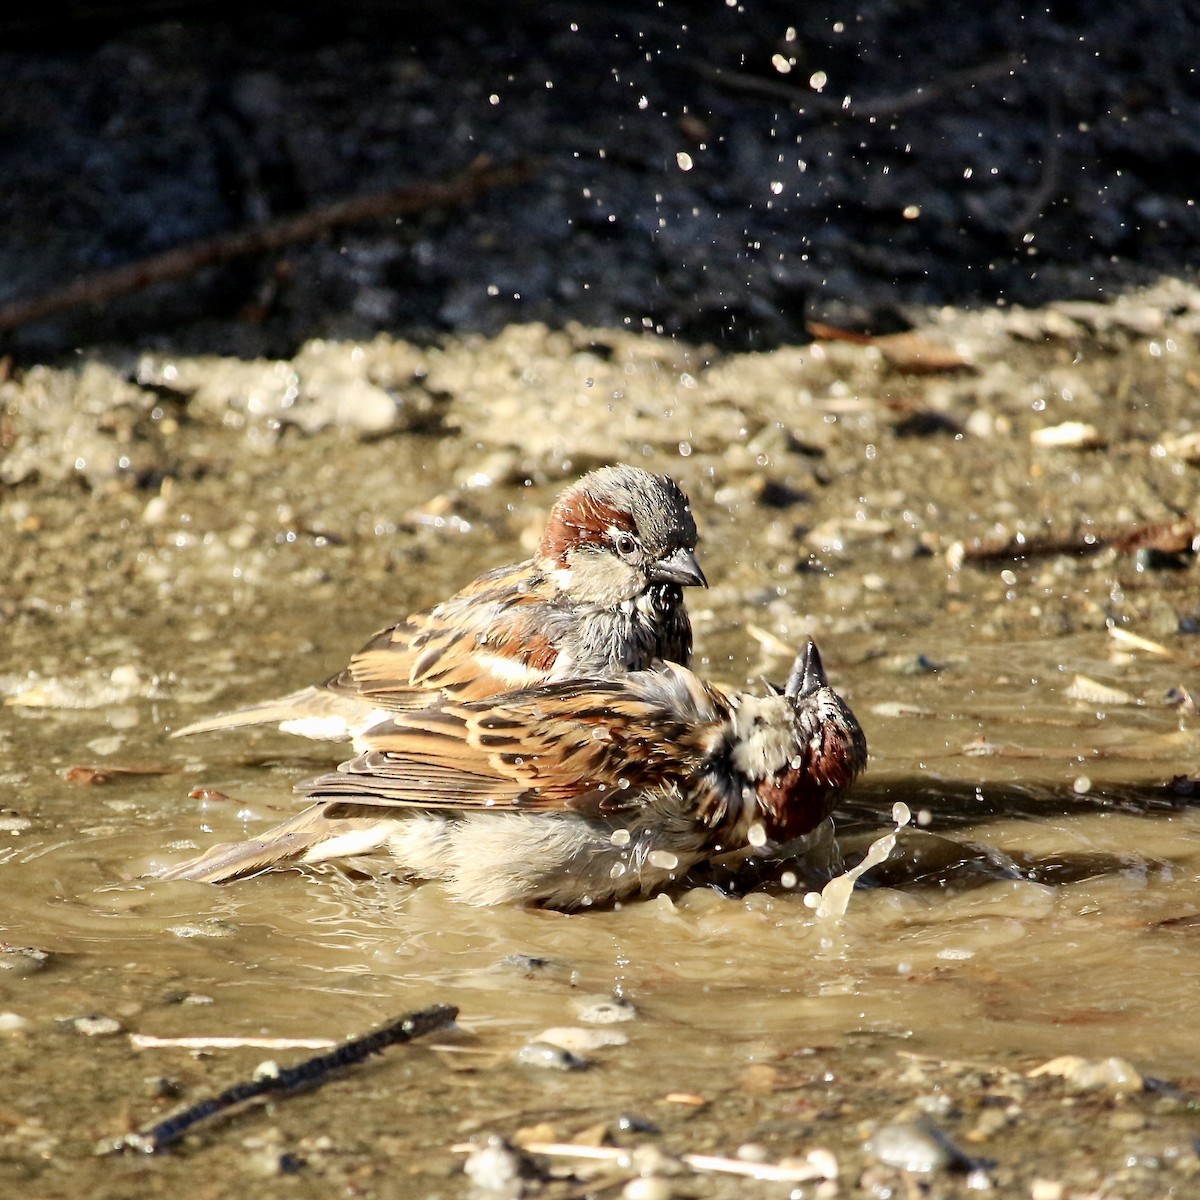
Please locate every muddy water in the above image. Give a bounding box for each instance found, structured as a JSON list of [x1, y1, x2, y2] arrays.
[[3, 293, 1200, 1196]]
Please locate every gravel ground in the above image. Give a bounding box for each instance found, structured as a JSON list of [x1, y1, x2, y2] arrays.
[[1, 1, 1198, 358]]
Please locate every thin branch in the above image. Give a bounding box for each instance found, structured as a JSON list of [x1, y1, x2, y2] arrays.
[[129, 1034, 337, 1051], [0, 158, 534, 333], [691, 55, 1022, 119], [107, 1004, 457, 1154]]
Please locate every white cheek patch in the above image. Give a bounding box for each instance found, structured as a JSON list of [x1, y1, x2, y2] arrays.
[[728, 695, 798, 777]]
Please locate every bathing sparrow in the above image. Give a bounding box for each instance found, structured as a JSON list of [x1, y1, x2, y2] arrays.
[[159, 641, 866, 909], [172, 465, 706, 744]]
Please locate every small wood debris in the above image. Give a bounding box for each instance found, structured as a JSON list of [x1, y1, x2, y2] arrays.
[[1030, 421, 1105, 449], [1064, 675, 1137, 706]]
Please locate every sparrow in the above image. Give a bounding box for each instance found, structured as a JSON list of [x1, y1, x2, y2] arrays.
[[172, 465, 707, 744], [158, 640, 867, 910]]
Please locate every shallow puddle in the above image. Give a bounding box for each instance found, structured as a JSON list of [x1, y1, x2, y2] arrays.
[[3, 307, 1200, 1195]]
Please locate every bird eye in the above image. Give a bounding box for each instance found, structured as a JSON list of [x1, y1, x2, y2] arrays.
[[613, 532, 638, 559]]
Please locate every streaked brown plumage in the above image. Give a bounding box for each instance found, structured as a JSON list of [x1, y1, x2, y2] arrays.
[[159, 641, 867, 909], [172, 465, 706, 744]]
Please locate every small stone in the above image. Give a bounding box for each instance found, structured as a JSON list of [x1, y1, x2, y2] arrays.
[[1030, 1181, 1064, 1200], [143, 1076, 184, 1100], [245, 1148, 304, 1177], [865, 1120, 969, 1173], [735, 1142, 770, 1162], [463, 1135, 537, 1197], [535, 1026, 627, 1053], [622, 1177, 672, 1200], [109, 664, 142, 689], [72, 1014, 123, 1037], [615, 1114, 660, 1135], [627, 1146, 682, 1177], [0, 1012, 30, 1034], [572, 995, 637, 1024], [1029, 1054, 1144, 1094], [0, 946, 50, 976], [514, 1041, 588, 1071], [1030, 421, 1105, 449]]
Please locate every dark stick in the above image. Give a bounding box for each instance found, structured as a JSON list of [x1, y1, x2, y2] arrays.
[[953, 516, 1200, 564], [0, 157, 533, 333], [690, 55, 1022, 119], [109, 1003, 458, 1155]]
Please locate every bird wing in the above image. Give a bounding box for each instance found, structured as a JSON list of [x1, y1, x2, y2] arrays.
[[302, 667, 722, 817], [332, 563, 570, 709], [170, 560, 573, 736]]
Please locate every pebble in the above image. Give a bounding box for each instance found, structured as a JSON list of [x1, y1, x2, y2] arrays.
[[865, 1119, 969, 1173], [72, 1014, 123, 1037], [535, 1025, 628, 1052], [1030, 1181, 1064, 1200], [142, 1075, 184, 1099], [1029, 1055, 1144, 1094], [572, 995, 638, 1024], [0, 946, 50, 976], [0, 1011, 30, 1034], [244, 1148, 305, 1177], [1030, 420, 1105, 449], [463, 1135, 534, 1197], [615, 1114, 660, 1135], [514, 1041, 589, 1071], [622, 1177, 672, 1200], [735, 1142, 770, 1162], [626, 1145, 682, 1177]]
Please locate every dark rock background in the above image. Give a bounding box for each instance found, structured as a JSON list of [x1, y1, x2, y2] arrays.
[[1, 1, 1197, 359]]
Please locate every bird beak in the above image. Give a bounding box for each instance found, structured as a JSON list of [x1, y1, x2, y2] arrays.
[[785, 640, 827, 701], [650, 546, 708, 588]]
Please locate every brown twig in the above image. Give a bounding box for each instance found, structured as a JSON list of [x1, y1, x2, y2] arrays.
[[106, 1004, 458, 1154], [691, 55, 1022, 119], [0, 158, 534, 333], [1008, 94, 1064, 235], [947, 516, 1200, 566]]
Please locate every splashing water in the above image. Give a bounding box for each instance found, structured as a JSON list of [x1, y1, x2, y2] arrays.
[[805, 803, 912, 920]]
